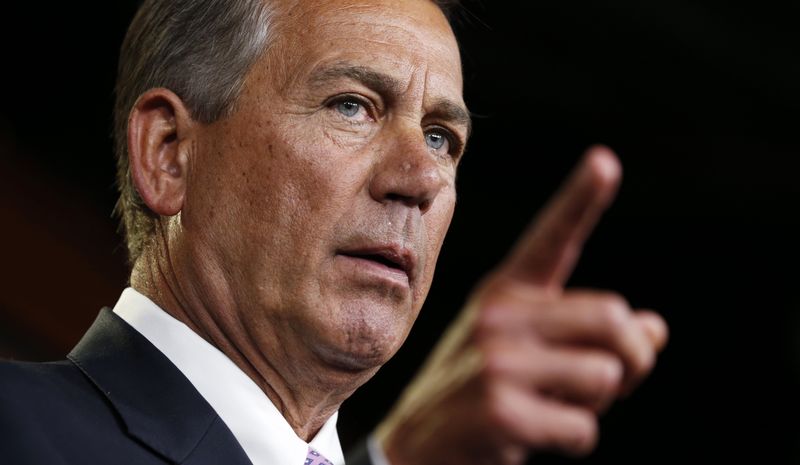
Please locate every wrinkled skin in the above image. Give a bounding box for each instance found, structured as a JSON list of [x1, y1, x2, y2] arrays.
[[126, 0, 668, 460], [128, 0, 468, 439]]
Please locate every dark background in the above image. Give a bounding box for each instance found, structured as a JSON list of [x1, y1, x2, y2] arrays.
[[1, 1, 798, 463]]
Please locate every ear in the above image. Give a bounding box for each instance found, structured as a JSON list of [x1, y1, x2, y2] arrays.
[[127, 88, 194, 217]]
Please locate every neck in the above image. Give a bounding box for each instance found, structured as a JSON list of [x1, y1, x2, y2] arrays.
[[129, 236, 362, 441]]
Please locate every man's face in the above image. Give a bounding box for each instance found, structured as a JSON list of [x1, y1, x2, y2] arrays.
[[181, 0, 467, 376]]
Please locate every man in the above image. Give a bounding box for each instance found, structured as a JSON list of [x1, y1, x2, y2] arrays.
[[0, 0, 668, 464]]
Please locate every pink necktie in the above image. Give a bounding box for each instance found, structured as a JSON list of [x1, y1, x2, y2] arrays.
[[305, 446, 334, 465]]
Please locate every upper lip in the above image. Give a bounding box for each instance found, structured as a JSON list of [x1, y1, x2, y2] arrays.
[[338, 244, 416, 279]]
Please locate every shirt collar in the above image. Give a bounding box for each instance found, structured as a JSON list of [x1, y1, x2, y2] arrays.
[[112, 287, 345, 465]]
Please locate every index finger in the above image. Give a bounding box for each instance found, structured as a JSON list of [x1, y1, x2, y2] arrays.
[[499, 146, 622, 289]]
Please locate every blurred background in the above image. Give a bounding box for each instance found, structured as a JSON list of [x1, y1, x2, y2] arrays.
[[1, 1, 798, 463]]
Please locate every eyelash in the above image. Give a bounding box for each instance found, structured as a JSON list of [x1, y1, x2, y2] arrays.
[[324, 94, 464, 158], [426, 125, 463, 159], [326, 94, 376, 121]]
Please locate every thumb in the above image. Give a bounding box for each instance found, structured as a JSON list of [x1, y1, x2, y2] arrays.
[[633, 310, 669, 353]]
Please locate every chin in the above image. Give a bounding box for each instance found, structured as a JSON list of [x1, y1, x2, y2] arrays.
[[314, 347, 389, 373], [310, 304, 410, 373]]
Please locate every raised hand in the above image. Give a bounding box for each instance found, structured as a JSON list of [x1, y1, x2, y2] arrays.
[[375, 146, 669, 465]]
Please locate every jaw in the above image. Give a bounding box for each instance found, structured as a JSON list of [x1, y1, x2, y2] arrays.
[[299, 285, 417, 370]]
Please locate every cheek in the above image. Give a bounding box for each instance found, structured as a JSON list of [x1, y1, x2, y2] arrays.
[[429, 187, 457, 249], [417, 189, 457, 290], [186, 123, 301, 260], [271, 120, 379, 218]]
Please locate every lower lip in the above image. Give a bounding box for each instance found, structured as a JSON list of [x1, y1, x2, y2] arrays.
[[334, 254, 410, 289]]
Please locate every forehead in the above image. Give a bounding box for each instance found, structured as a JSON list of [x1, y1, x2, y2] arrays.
[[267, 0, 464, 100]]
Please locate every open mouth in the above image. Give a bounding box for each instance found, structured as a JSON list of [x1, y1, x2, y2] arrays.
[[339, 251, 406, 272], [336, 246, 414, 281]]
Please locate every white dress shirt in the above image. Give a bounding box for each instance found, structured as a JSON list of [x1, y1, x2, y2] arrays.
[[112, 287, 345, 465]]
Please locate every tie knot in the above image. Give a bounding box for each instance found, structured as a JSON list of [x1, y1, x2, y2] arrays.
[[305, 446, 334, 465]]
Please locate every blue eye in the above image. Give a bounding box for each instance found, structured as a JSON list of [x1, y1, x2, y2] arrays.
[[335, 100, 361, 117], [425, 130, 449, 153]]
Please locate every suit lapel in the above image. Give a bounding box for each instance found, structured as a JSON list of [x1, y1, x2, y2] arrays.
[[68, 309, 252, 465]]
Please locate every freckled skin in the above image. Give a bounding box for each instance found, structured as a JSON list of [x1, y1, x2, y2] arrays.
[[136, 0, 467, 438]]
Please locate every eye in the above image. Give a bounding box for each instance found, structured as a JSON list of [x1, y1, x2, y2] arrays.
[[424, 128, 456, 158], [336, 100, 362, 118], [326, 95, 373, 123], [425, 131, 447, 150]]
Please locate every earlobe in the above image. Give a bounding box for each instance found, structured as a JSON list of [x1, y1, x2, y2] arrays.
[[127, 88, 193, 217]]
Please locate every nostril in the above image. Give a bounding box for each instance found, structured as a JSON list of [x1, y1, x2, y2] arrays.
[[385, 192, 418, 208], [419, 197, 433, 213], [386, 193, 411, 202], [383, 193, 435, 213]]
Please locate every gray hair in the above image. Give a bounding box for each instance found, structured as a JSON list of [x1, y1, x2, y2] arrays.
[[113, 0, 458, 267], [113, 0, 274, 266]]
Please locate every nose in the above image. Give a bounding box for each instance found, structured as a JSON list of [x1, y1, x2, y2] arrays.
[[368, 126, 449, 214]]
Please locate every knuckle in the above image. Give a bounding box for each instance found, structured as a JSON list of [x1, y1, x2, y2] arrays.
[[472, 301, 513, 338], [632, 346, 656, 377], [595, 295, 630, 333], [568, 414, 599, 456], [479, 346, 508, 380], [543, 411, 597, 457], [597, 291, 629, 309], [590, 356, 624, 393]]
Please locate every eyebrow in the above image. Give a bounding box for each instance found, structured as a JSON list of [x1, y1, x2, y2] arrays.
[[429, 98, 473, 139], [308, 62, 473, 138], [309, 63, 405, 97]]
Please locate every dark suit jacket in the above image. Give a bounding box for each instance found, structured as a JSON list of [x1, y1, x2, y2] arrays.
[[0, 309, 373, 465]]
